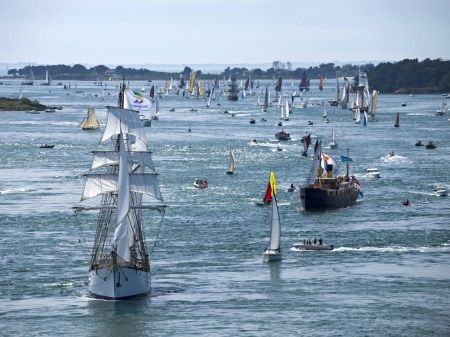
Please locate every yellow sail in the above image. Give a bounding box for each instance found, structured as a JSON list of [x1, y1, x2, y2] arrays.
[[79, 107, 99, 130], [198, 80, 204, 96], [189, 70, 196, 95]]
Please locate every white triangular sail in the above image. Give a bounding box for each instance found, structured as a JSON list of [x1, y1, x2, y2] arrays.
[[226, 150, 236, 173], [268, 194, 281, 250]]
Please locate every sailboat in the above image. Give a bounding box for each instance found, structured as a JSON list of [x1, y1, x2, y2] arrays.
[[42, 68, 51, 86], [262, 171, 281, 262], [226, 149, 236, 174], [284, 99, 290, 121], [394, 112, 400, 127], [436, 99, 448, 115], [79, 107, 100, 130], [319, 75, 324, 90], [301, 133, 311, 156], [262, 86, 269, 112], [74, 84, 165, 300], [329, 110, 338, 149], [256, 173, 273, 206], [370, 90, 378, 119]]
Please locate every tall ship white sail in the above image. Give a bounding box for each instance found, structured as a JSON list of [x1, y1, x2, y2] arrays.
[[75, 85, 166, 299]]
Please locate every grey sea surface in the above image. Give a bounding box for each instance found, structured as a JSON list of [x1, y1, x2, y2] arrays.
[[0, 79, 449, 336]]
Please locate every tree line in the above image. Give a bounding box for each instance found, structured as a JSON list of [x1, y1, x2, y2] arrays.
[[7, 58, 449, 93]]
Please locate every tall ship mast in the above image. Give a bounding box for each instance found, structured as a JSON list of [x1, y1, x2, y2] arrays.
[[227, 76, 239, 101], [74, 84, 166, 299]]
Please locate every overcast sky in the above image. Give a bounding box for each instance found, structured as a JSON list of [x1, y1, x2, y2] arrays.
[[2, 0, 449, 66]]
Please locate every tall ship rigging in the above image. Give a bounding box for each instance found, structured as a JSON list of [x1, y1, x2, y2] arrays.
[[74, 84, 166, 299]]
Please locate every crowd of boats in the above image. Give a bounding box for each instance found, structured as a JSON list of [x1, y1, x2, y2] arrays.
[[13, 67, 448, 299]]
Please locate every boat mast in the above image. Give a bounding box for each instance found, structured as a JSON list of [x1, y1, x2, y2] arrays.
[[346, 148, 349, 177]]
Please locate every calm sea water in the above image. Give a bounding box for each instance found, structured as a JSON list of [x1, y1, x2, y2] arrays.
[[0, 79, 449, 336]]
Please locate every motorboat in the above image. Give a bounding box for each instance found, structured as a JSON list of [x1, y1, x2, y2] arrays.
[[425, 141, 436, 149], [434, 185, 448, 197], [366, 168, 381, 178], [194, 179, 208, 189], [275, 129, 291, 141], [415, 140, 424, 146], [292, 240, 334, 251], [40, 144, 55, 149]]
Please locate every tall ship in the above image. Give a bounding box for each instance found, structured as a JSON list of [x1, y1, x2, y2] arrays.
[[351, 71, 371, 112], [299, 70, 310, 91], [74, 84, 166, 299], [227, 76, 239, 101], [299, 140, 360, 211]]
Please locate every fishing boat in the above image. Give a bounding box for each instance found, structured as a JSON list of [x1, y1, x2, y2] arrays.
[[74, 84, 165, 300], [394, 112, 400, 127], [262, 171, 281, 262], [275, 129, 291, 141], [79, 107, 100, 130], [299, 142, 361, 211], [226, 149, 236, 174]]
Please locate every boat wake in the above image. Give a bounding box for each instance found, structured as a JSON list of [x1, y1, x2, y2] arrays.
[[0, 186, 35, 195], [380, 154, 411, 164], [332, 246, 450, 253]]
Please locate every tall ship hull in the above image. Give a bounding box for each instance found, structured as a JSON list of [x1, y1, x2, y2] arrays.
[[300, 185, 359, 211], [88, 267, 150, 300]]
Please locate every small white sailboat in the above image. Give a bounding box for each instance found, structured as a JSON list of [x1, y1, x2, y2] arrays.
[[262, 171, 281, 262], [329, 110, 338, 149], [436, 99, 447, 115], [284, 99, 290, 121], [226, 149, 236, 174]]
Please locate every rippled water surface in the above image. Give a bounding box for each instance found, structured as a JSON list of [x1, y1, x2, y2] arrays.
[[0, 80, 449, 336]]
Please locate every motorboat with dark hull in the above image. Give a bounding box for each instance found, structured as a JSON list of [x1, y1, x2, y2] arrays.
[[299, 141, 361, 211], [300, 180, 359, 211]]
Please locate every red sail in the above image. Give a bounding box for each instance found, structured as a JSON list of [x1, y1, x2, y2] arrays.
[[263, 182, 272, 203]]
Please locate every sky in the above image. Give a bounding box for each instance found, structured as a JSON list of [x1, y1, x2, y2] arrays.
[[1, 0, 449, 67]]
